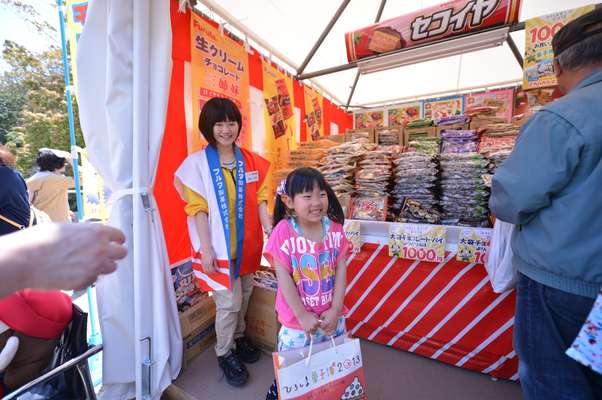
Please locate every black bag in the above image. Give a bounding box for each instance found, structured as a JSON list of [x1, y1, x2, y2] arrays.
[[15, 304, 96, 400]]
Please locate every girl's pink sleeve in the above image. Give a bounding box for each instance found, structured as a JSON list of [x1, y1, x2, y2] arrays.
[[335, 223, 350, 265], [263, 222, 292, 273]]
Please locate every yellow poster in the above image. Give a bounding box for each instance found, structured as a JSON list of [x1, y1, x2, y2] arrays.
[[389, 223, 446, 263], [456, 227, 492, 265], [354, 110, 384, 129], [81, 150, 111, 221], [523, 5, 594, 90], [261, 60, 297, 171], [304, 86, 324, 142], [65, 0, 88, 94], [190, 14, 251, 153]]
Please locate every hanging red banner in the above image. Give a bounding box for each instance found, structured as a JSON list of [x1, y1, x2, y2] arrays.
[[345, 0, 521, 63]]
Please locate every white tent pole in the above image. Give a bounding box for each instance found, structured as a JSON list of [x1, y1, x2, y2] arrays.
[[195, 0, 346, 106], [132, 0, 154, 398]]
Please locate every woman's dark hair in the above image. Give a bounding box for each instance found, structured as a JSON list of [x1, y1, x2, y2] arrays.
[[273, 167, 345, 228], [0, 145, 16, 168], [36, 150, 66, 172], [198, 97, 242, 145]]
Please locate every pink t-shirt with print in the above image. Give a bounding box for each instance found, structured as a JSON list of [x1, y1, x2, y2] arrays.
[[264, 218, 350, 330]]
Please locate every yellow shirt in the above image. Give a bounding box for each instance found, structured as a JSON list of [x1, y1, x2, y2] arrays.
[[182, 164, 269, 260]]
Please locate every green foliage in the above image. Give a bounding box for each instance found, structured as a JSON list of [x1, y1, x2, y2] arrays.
[[1, 40, 83, 173]]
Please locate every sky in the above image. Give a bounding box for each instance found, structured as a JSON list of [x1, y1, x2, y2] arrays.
[[0, 1, 58, 71]]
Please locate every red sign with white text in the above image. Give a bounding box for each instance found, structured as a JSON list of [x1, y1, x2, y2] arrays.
[[345, 0, 521, 62]]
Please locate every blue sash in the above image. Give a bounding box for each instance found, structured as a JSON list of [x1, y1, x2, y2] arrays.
[[205, 144, 246, 281]]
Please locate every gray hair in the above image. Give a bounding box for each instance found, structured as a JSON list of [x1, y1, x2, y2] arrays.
[[557, 32, 602, 71]]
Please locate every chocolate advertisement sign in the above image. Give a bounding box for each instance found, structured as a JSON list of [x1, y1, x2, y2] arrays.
[[345, 0, 521, 63]]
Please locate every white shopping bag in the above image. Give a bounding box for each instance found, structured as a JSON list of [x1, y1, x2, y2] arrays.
[[273, 335, 367, 400], [485, 220, 517, 293]]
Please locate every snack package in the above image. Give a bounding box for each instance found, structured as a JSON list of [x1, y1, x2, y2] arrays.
[[351, 196, 388, 221], [171, 260, 202, 311]]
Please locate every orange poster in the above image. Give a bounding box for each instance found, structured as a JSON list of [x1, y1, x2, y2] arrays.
[[304, 86, 324, 142], [190, 14, 251, 152], [261, 60, 297, 171]]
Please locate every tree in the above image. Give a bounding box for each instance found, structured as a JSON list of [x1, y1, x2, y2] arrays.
[[2, 40, 84, 173]]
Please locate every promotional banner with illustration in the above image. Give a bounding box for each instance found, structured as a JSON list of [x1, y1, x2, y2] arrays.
[[261, 59, 297, 171], [456, 227, 492, 264], [387, 102, 422, 127], [424, 95, 464, 120], [80, 149, 111, 221], [345, 0, 521, 62], [304, 86, 324, 142], [523, 5, 595, 90], [464, 89, 514, 122], [65, 0, 88, 93], [190, 13, 251, 152], [354, 110, 385, 129], [389, 223, 446, 263]]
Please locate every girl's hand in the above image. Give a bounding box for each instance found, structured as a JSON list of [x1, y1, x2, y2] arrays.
[[298, 311, 321, 336], [319, 307, 340, 336], [201, 247, 219, 274]]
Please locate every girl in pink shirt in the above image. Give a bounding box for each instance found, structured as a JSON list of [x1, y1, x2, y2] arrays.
[[264, 167, 349, 399]]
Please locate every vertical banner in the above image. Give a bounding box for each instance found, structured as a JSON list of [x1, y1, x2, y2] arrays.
[[354, 110, 385, 129], [80, 149, 111, 221], [387, 102, 423, 127], [424, 95, 464, 120], [261, 60, 297, 171], [523, 5, 594, 90], [65, 0, 88, 93], [190, 14, 251, 152], [304, 86, 324, 142], [464, 89, 514, 122]]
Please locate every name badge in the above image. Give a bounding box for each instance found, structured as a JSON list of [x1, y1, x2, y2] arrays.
[[245, 171, 259, 183]]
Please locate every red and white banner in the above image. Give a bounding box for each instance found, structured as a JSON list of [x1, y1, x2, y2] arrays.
[[345, 0, 522, 62], [344, 243, 518, 380]]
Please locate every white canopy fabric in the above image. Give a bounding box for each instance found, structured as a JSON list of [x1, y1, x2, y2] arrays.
[[77, 1, 181, 399], [197, 0, 595, 107]]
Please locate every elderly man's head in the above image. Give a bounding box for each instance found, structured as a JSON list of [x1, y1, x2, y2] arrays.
[[552, 8, 602, 94]]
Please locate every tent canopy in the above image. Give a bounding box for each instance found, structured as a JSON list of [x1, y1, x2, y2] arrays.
[[196, 0, 595, 108]]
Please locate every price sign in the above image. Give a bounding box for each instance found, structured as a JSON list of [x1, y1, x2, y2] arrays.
[[456, 227, 492, 264], [389, 223, 446, 263], [344, 220, 362, 253]]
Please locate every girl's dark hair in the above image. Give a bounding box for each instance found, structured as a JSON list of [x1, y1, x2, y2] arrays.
[[0, 145, 16, 168], [273, 167, 345, 228], [198, 97, 242, 145], [36, 150, 66, 172]]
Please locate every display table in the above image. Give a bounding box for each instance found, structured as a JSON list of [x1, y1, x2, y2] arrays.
[[343, 221, 518, 380]]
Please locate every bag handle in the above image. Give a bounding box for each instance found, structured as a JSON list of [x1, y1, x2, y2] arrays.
[[304, 333, 338, 366], [0, 213, 25, 230]]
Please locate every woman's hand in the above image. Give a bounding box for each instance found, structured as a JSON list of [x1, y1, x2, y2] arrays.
[[201, 247, 219, 274], [298, 311, 321, 336], [319, 307, 340, 336]]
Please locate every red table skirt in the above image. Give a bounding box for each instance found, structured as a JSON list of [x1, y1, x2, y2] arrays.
[[344, 243, 518, 380]]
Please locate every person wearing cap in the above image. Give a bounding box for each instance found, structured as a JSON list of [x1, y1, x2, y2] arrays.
[[26, 148, 75, 223], [490, 8, 602, 399]]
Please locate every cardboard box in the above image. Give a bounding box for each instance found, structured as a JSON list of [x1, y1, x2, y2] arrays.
[[375, 127, 404, 146], [182, 323, 216, 369], [179, 294, 216, 338], [344, 128, 375, 143], [245, 286, 280, 354], [435, 122, 470, 137], [404, 126, 437, 144]]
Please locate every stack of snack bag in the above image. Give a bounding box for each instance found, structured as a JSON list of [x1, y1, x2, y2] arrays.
[[466, 106, 506, 129], [391, 133, 440, 222], [439, 154, 490, 227], [478, 122, 520, 173], [352, 145, 393, 221], [434, 115, 471, 127], [405, 118, 434, 129], [319, 140, 373, 198], [376, 128, 400, 146]]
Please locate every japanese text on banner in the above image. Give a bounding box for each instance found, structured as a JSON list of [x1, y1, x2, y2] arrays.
[[523, 5, 594, 90], [344, 220, 362, 253], [190, 14, 251, 152], [456, 227, 492, 264], [389, 223, 446, 263]]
